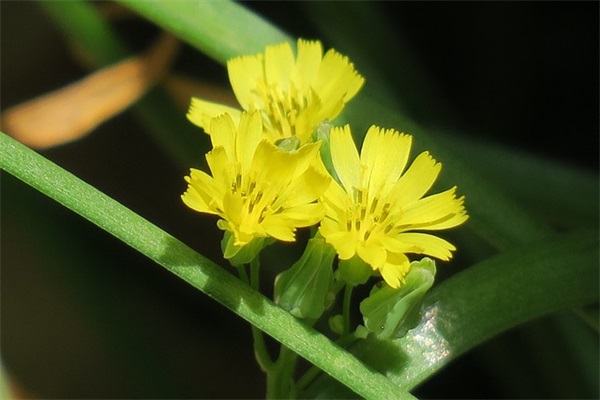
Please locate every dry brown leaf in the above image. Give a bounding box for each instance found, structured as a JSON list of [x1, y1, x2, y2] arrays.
[[0, 33, 179, 149]]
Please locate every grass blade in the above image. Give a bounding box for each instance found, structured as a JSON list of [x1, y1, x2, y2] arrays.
[[118, 0, 292, 65]]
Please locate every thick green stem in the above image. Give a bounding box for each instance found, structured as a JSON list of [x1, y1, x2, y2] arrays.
[[342, 285, 354, 336]]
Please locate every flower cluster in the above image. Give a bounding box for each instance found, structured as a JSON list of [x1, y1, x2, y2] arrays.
[[181, 38, 467, 290]]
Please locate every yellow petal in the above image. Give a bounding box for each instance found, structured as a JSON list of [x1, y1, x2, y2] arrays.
[[313, 49, 364, 110], [181, 169, 220, 215], [265, 42, 294, 89], [209, 113, 237, 159], [280, 203, 325, 226], [236, 111, 263, 172], [330, 125, 360, 193], [291, 39, 323, 92], [361, 126, 412, 194], [391, 151, 441, 207], [378, 234, 422, 254], [261, 216, 296, 242], [223, 190, 243, 226], [320, 228, 356, 260], [228, 54, 264, 109], [205, 146, 233, 186], [187, 97, 241, 132], [380, 253, 410, 289], [400, 187, 468, 230], [394, 233, 456, 260], [356, 241, 387, 268], [254, 140, 299, 185]]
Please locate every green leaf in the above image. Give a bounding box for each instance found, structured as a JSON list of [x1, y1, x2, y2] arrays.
[[360, 258, 436, 339], [0, 131, 413, 400], [118, 0, 292, 66], [304, 229, 599, 397]]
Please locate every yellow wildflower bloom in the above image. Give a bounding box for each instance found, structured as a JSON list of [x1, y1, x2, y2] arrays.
[[182, 111, 330, 249], [319, 125, 468, 289], [187, 39, 364, 145]]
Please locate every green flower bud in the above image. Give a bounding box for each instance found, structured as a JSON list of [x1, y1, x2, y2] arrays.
[[328, 314, 344, 335], [360, 258, 436, 339], [338, 256, 372, 286], [275, 136, 302, 152], [274, 236, 335, 319]]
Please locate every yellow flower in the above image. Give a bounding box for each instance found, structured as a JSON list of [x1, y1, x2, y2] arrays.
[[187, 39, 364, 145], [319, 125, 468, 289], [182, 111, 330, 250]]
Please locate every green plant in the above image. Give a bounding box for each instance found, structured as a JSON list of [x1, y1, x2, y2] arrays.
[[2, 1, 597, 398]]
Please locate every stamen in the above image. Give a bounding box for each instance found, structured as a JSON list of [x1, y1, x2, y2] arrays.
[[231, 173, 242, 194], [370, 197, 379, 214], [380, 203, 391, 222]]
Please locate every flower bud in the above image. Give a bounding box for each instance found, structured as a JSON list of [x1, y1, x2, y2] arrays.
[[360, 258, 436, 339], [274, 236, 336, 319]]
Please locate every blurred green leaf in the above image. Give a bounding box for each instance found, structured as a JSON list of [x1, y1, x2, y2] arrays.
[[118, 0, 292, 65]]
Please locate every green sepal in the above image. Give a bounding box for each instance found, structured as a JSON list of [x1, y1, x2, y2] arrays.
[[312, 120, 340, 183], [360, 257, 437, 339], [338, 256, 372, 287], [221, 230, 272, 266], [274, 236, 336, 319]]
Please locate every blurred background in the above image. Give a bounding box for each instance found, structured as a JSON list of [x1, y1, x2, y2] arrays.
[[1, 1, 597, 398]]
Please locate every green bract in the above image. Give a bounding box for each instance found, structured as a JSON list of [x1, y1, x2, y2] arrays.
[[221, 230, 273, 266], [360, 258, 436, 339]]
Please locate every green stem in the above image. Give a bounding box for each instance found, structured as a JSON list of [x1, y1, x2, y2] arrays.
[[247, 257, 274, 373], [266, 346, 299, 399], [235, 264, 249, 285], [342, 285, 354, 336]]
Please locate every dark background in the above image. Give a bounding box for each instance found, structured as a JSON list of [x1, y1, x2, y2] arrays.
[[2, 1, 598, 399]]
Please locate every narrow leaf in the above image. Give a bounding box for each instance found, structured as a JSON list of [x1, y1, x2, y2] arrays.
[[118, 0, 292, 65]]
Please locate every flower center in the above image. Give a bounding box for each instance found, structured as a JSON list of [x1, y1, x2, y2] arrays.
[[345, 187, 395, 242], [230, 171, 283, 226], [254, 81, 310, 139]]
